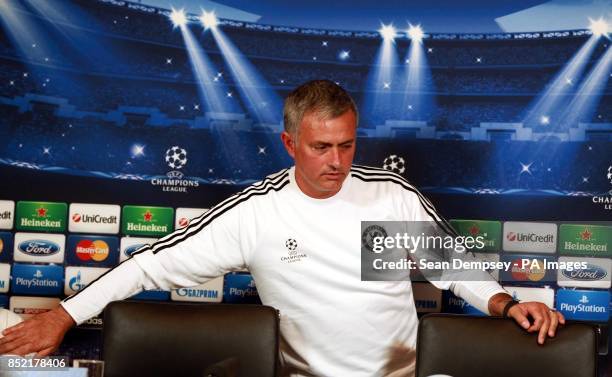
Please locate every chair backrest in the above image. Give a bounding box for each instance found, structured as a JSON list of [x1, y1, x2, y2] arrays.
[[103, 301, 279, 377], [416, 314, 597, 377]]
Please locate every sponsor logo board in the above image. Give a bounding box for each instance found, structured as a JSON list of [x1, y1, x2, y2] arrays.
[[442, 291, 486, 316], [223, 273, 260, 304], [500, 254, 557, 284], [450, 220, 501, 252], [502, 285, 555, 308], [556, 289, 609, 322], [412, 283, 442, 313], [502, 222, 557, 253], [11, 264, 63, 296], [0, 263, 10, 293], [0, 200, 15, 229], [120, 237, 157, 262], [131, 289, 171, 301], [175, 207, 208, 229], [9, 296, 60, 319], [558, 224, 611, 257], [67, 235, 119, 267], [557, 256, 611, 289], [473, 252, 501, 280], [0, 232, 13, 263], [16, 201, 67, 232], [13, 232, 65, 263], [64, 266, 110, 296], [171, 276, 223, 303], [68, 203, 120, 234], [121, 206, 173, 236]]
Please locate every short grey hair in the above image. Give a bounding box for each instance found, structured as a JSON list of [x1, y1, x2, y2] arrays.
[[283, 80, 358, 136]]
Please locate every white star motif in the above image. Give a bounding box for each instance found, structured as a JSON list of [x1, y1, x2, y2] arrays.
[[213, 77, 219, 82], [588, 146, 592, 150], [408, 105, 413, 110], [166, 58, 172, 64], [322, 41, 328, 46], [43, 147, 51, 155], [476, 57, 482, 63], [226, 92, 232, 98], [23, 73, 28, 77], [519, 162, 533, 175], [208, 168, 214, 173], [257, 146, 266, 155], [9, 81, 14, 86], [427, 48, 433, 53], [582, 177, 589, 183], [312, 56, 317, 61], [194, 104, 199, 110], [280, 79, 285, 84], [383, 82, 391, 89], [565, 77, 573, 85], [405, 59, 410, 64], [179, 105, 185, 111]]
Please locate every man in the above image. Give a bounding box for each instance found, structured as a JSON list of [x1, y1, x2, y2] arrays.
[[0, 80, 563, 376]]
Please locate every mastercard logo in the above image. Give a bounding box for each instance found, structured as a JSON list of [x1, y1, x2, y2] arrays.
[[75, 239, 109, 262], [510, 259, 546, 282]]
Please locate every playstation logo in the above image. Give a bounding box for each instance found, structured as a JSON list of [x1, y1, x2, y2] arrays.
[[579, 295, 589, 304], [34, 270, 43, 278]]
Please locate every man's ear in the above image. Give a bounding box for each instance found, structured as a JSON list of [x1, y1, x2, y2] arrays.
[[281, 131, 296, 159]]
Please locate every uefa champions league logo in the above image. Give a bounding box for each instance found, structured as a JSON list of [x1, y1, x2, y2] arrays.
[[591, 166, 612, 210], [149, 146, 199, 193], [382, 154, 406, 174], [165, 146, 188, 170]]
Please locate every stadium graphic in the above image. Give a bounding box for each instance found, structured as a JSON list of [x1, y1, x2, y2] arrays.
[[0, 0, 609, 198]]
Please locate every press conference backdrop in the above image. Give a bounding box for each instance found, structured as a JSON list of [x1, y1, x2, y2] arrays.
[[0, 0, 610, 373]]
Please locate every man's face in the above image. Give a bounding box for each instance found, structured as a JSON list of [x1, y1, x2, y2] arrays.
[[281, 110, 357, 199]]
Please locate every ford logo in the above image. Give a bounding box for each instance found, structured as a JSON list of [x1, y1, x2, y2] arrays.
[[562, 264, 607, 281], [124, 244, 146, 257], [18, 240, 60, 256]]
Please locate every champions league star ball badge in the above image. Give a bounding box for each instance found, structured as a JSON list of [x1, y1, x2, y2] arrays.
[[607, 166, 612, 186], [165, 146, 188, 170], [166, 145, 187, 169], [383, 155, 406, 174]]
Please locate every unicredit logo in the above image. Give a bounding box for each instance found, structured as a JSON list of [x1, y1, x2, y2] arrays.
[[72, 213, 117, 224], [562, 264, 607, 281], [506, 232, 553, 243], [18, 240, 60, 256]]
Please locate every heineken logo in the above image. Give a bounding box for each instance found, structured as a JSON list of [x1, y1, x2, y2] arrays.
[[580, 228, 592, 241], [143, 211, 153, 222], [20, 218, 61, 228], [16, 201, 67, 232], [126, 223, 168, 232]]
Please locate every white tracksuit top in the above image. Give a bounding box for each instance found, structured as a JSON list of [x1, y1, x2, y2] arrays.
[[62, 165, 506, 377]]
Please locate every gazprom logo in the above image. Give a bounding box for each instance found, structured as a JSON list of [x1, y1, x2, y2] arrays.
[[562, 264, 607, 281], [18, 240, 59, 256], [176, 288, 218, 298], [69, 271, 85, 292]]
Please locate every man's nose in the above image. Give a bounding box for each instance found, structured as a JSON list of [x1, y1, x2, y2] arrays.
[[329, 147, 341, 168]]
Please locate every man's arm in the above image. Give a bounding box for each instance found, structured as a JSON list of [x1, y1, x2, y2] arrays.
[[393, 179, 565, 344], [0, 194, 253, 355]]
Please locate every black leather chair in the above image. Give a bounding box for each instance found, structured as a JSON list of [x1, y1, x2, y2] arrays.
[[102, 301, 279, 377], [416, 314, 598, 377]]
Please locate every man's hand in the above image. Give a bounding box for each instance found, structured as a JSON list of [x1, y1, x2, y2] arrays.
[[0, 305, 75, 356], [488, 293, 565, 345]]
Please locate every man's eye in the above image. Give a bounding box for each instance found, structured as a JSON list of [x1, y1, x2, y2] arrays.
[[314, 145, 327, 150]]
